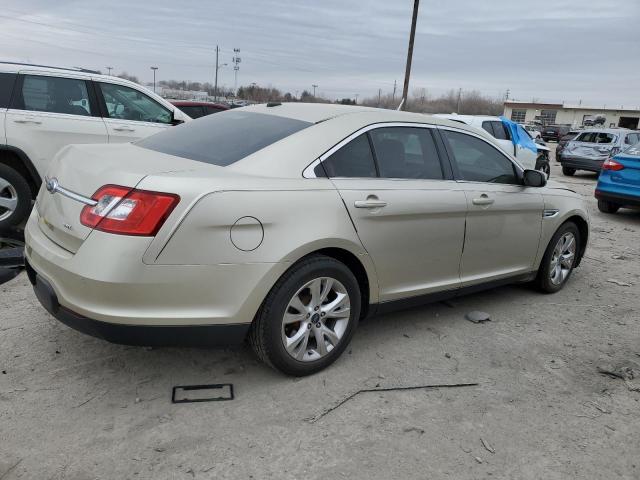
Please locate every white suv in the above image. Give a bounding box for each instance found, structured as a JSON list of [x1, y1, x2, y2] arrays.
[[433, 114, 551, 176], [0, 62, 190, 228]]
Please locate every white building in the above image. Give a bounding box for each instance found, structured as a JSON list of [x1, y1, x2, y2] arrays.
[[503, 101, 640, 129]]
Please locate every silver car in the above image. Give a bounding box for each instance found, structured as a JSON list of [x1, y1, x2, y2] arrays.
[[25, 104, 589, 376]]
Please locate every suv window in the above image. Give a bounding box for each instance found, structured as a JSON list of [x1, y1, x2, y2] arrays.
[[482, 121, 510, 141], [443, 130, 518, 184], [137, 111, 311, 166], [20, 75, 92, 116], [99, 82, 171, 124], [0, 73, 17, 108], [318, 133, 376, 178], [576, 131, 598, 143], [369, 127, 443, 179], [596, 133, 615, 144]]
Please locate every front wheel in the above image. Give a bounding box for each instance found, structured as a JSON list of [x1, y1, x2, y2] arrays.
[[249, 255, 361, 376], [535, 222, 580, 293], [537, 161, 551, 178], [597, 199, 620, 214]]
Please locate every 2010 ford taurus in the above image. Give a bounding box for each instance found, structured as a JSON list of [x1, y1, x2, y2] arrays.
[[24, 103, 589, 376]]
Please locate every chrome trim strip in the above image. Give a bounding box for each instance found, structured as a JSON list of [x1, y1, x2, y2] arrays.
[[543, 209, 559, 218], [44, 177, 97, 206], [302, 121, 438, 178]]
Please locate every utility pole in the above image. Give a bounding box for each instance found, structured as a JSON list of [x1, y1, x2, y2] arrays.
[[312, 84, 318, 97], [105, 66, 113, 76], [213, 45, 227, 101], [392, 80, 397, 101], [420, 87, 426, 106], [401, 0, 420, 110], [214, 45, 219, 101], [354, 94, 359, 104], [150, 66, 158, 93], [505, 88, 510, 100], [456, 87, 462, 112], [378, 88, 381, 107], [233, 48, 241, 94]]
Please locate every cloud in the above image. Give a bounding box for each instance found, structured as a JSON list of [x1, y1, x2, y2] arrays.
[[0, 0, 638, 105]]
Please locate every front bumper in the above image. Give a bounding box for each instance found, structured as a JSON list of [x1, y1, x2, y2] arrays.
[[24, 210, 288, 344], [559, 155, 605, 172]]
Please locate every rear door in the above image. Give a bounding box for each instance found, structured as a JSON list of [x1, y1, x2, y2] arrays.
[[5, 72, 108, 176], [95, 81, 173, 142], [0, 72, 18, 145], [440, 127, 543, 285], [320, 124, 467, 301]]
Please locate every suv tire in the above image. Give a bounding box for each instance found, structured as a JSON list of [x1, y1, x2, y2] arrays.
[[0, 164, 32, 229], [562, 166, 576, 176]]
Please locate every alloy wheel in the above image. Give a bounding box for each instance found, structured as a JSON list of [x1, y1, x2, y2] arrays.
[[281, 277, 350, 362], [549, 232, 576, 285], [0, 177, 19, 222]]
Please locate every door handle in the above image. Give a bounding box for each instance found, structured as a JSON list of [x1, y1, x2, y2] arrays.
[[113, 127, 135, 132], [354, 199, 387, 209], [472, 194, 494, 206], [13, 119, 42, 124]]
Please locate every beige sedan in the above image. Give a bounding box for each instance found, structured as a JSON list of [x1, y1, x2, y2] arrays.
[[24, 103, 589, 376]]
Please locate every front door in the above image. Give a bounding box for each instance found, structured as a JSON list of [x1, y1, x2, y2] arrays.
[[440, 128, 544, 286], [95, 81, 173, 143], [319, 125, 467, 302]]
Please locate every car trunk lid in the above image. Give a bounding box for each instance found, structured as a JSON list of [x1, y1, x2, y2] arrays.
[[35, 143, 206, 253]]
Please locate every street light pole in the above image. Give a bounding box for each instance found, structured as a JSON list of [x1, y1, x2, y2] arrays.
[[150, 66, 158, 93], [401, 0, 420, 110], [312, 84, 318, 97], [105, 66, 113, 76]]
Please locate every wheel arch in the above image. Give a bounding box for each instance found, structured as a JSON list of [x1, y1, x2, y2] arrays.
[[565, 214, 589, 267], [0, 146, 42, 198]]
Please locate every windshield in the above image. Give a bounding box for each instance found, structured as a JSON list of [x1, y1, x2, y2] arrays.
[[136, 111, 312, 166]]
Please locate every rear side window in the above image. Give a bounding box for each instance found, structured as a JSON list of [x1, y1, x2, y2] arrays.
[[137, 111, 312, 166], [20, 75, 92, 116], [0, 72, 17, 108], [576, 132, 597, 143], [624, 133, 639, 145], [205, 106, 226, 115], [369, 127, 444, 179], [443, 130, 518, 185], [318, 134, 377, 178]]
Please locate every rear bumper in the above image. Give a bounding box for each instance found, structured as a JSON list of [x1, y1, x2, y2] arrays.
[[595, 189, 640, 207], [559, 155, 605, 172], [26, 259, 249, 346]]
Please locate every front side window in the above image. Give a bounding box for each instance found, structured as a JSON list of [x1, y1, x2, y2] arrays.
[[137, 111, 311, 166], [318, 133, 377, 178], [576, 131, 598, 143], [596, 133, 615, 144], [369, 127, 444, 179], [99, 82, 171, 124], [21, 75, 92, 116], [443, 130, 518, 185]]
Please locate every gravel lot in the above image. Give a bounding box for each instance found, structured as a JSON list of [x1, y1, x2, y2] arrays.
[[1, 146, 639, 479]]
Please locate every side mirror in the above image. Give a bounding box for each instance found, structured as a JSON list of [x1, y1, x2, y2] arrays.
[[523, 169, 547, 187], [170, 111, 184, 126]]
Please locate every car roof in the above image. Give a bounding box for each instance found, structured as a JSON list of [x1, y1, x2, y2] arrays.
[[432, 114, 500, 124], [576, 128, 631, 134]]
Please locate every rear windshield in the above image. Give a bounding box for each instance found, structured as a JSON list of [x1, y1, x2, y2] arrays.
[[136, 111, 312, 166]]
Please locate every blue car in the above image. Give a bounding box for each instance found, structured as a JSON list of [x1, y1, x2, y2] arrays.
[[595, 143, 640, 213]]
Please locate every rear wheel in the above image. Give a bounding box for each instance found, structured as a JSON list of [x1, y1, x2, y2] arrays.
[[597, 199, 620, 214], [562, 166, 576, 176], [536, 222, 580, 293], [249, 255, 361, 376], [0, 164, 32, 229]]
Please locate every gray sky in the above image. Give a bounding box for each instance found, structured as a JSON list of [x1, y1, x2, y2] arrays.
[[1, 0, 638, 106]]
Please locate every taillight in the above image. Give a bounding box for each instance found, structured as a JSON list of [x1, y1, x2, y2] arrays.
[[602, 158, 624, 171], [80, 185, 180, 236]]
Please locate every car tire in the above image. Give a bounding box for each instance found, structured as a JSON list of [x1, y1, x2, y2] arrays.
[[536, 158, 551, 178], [535, 222, 580, 293], [0, 164, 32, 229], [249, 254, 361, 376], [597, 199, 620, 214], [562, 166, 576, 176]]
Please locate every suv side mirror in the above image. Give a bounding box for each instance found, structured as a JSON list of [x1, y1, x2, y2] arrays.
[[523, 169, 547, 187], [170, 111, 184, 126]]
